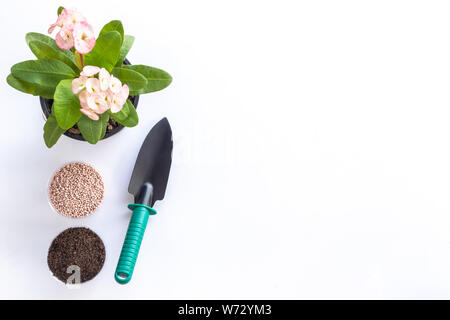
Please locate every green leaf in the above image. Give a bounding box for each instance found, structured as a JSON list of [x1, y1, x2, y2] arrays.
[[74, 51, 83, 70], [26, 32, 75, 61], [109, 100, 139, 127], [111, 67, 147, 92], [109, 100, 138, 127], [77, 114, 106, 144], [57, 6, 64, 15], [100, 114, 110, 139], [44, 113, 65, 148], [28, 40, 79, 72], [11, 59, 76, 89], [116, 35, 135, 67], [84, 31, 122, 71], [6, 74, 55, 99], [99, 113, 110, 137], [53, 79, 82, 129], [122, 65, 172, 95], [99, 20, 124, 44]]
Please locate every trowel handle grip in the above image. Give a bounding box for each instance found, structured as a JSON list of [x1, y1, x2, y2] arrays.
[[114, 204, 157, 284]]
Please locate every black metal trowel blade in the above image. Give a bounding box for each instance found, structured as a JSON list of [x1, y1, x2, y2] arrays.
[[128, 118, 173, 206]]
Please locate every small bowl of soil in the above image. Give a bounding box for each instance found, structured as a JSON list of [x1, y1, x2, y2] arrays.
[[47, 227, 106, 285], [40, 58, 139, 142], [48, 161, 105, 219]]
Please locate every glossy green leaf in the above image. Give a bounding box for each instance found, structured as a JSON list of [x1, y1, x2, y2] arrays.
[[53, 79, 82, 129], [109, 100, 138, 127], [77, 114, 106, 144], [6, 74, 55, 99], [116, 35, 135, 67], [99, 20, 124, 44], [122, 65, 172, 95], [43, 113, 65, 148], [26, 32, 75, 61], [11, 59, 76, 89], [84, 31, 121, 71], [28, 40, 79, 72], [57, 6, 64, 15], [100, 114, 110, 139], [111, 67, 147, 92]]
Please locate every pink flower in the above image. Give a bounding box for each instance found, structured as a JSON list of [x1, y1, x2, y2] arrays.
[[78, 90, 89, 109], [80, 108, 100, 121], [73, 21, 96, 54], [62, 9, 87, 30], [85, 78, 101, 94], [48, 9, 69, 34], [48, 8, 95, 54], [48, 23, 58, 35], [99, 68, 110, 91], [87, 93, 109, 114], [73, 68, 130, 120], [109, 76, 122, 93], [55, 26, 74, 50], [72, 76, 88, 94], [119, 84, 129, 102], [78, 91, 103, 120], [109, 84, 129, 113], [49, 8, 86, 34], [81, 66, 100, 77]]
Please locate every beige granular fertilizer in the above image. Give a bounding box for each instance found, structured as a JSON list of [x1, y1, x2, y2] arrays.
[[49, 162, 104, 218]]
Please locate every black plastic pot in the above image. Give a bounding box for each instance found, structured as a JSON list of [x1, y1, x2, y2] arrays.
[[40, 59, 139, 141]]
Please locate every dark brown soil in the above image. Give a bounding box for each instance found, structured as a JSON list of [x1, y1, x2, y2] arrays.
[[47, 227, 106, 284]]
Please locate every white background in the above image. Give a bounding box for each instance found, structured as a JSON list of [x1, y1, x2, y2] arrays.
[[1, 0, 450, 299]]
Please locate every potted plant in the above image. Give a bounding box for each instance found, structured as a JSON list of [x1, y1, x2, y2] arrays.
[[6, 7, 172, 147]]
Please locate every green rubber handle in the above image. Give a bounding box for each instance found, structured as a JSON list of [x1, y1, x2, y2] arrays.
[[115, 203, 157, 284]]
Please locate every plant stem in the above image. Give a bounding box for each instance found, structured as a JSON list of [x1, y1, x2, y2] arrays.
[[80, 54, 85, 68]]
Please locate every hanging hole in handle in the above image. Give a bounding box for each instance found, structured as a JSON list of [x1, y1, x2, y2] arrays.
[[115, 271, 132, 284]]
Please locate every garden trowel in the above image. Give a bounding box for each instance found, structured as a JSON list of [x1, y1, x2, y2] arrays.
[[115, 118, 173, 284]]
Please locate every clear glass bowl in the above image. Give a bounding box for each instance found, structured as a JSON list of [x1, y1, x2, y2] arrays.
[[47, 161, 105, 219]]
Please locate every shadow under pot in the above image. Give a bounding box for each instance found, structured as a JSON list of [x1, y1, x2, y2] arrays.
[[40, 58, 139, 141]]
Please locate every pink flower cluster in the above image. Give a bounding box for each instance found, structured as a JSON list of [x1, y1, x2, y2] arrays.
[[72, 66, 129, 120], [48, 8, 96, 54]]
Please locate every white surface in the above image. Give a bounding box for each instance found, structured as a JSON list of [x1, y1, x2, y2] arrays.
[[1, 0, 450, 299]]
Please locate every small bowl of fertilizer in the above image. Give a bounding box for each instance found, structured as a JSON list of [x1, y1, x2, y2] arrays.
[[48, 162, 104, 218]]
